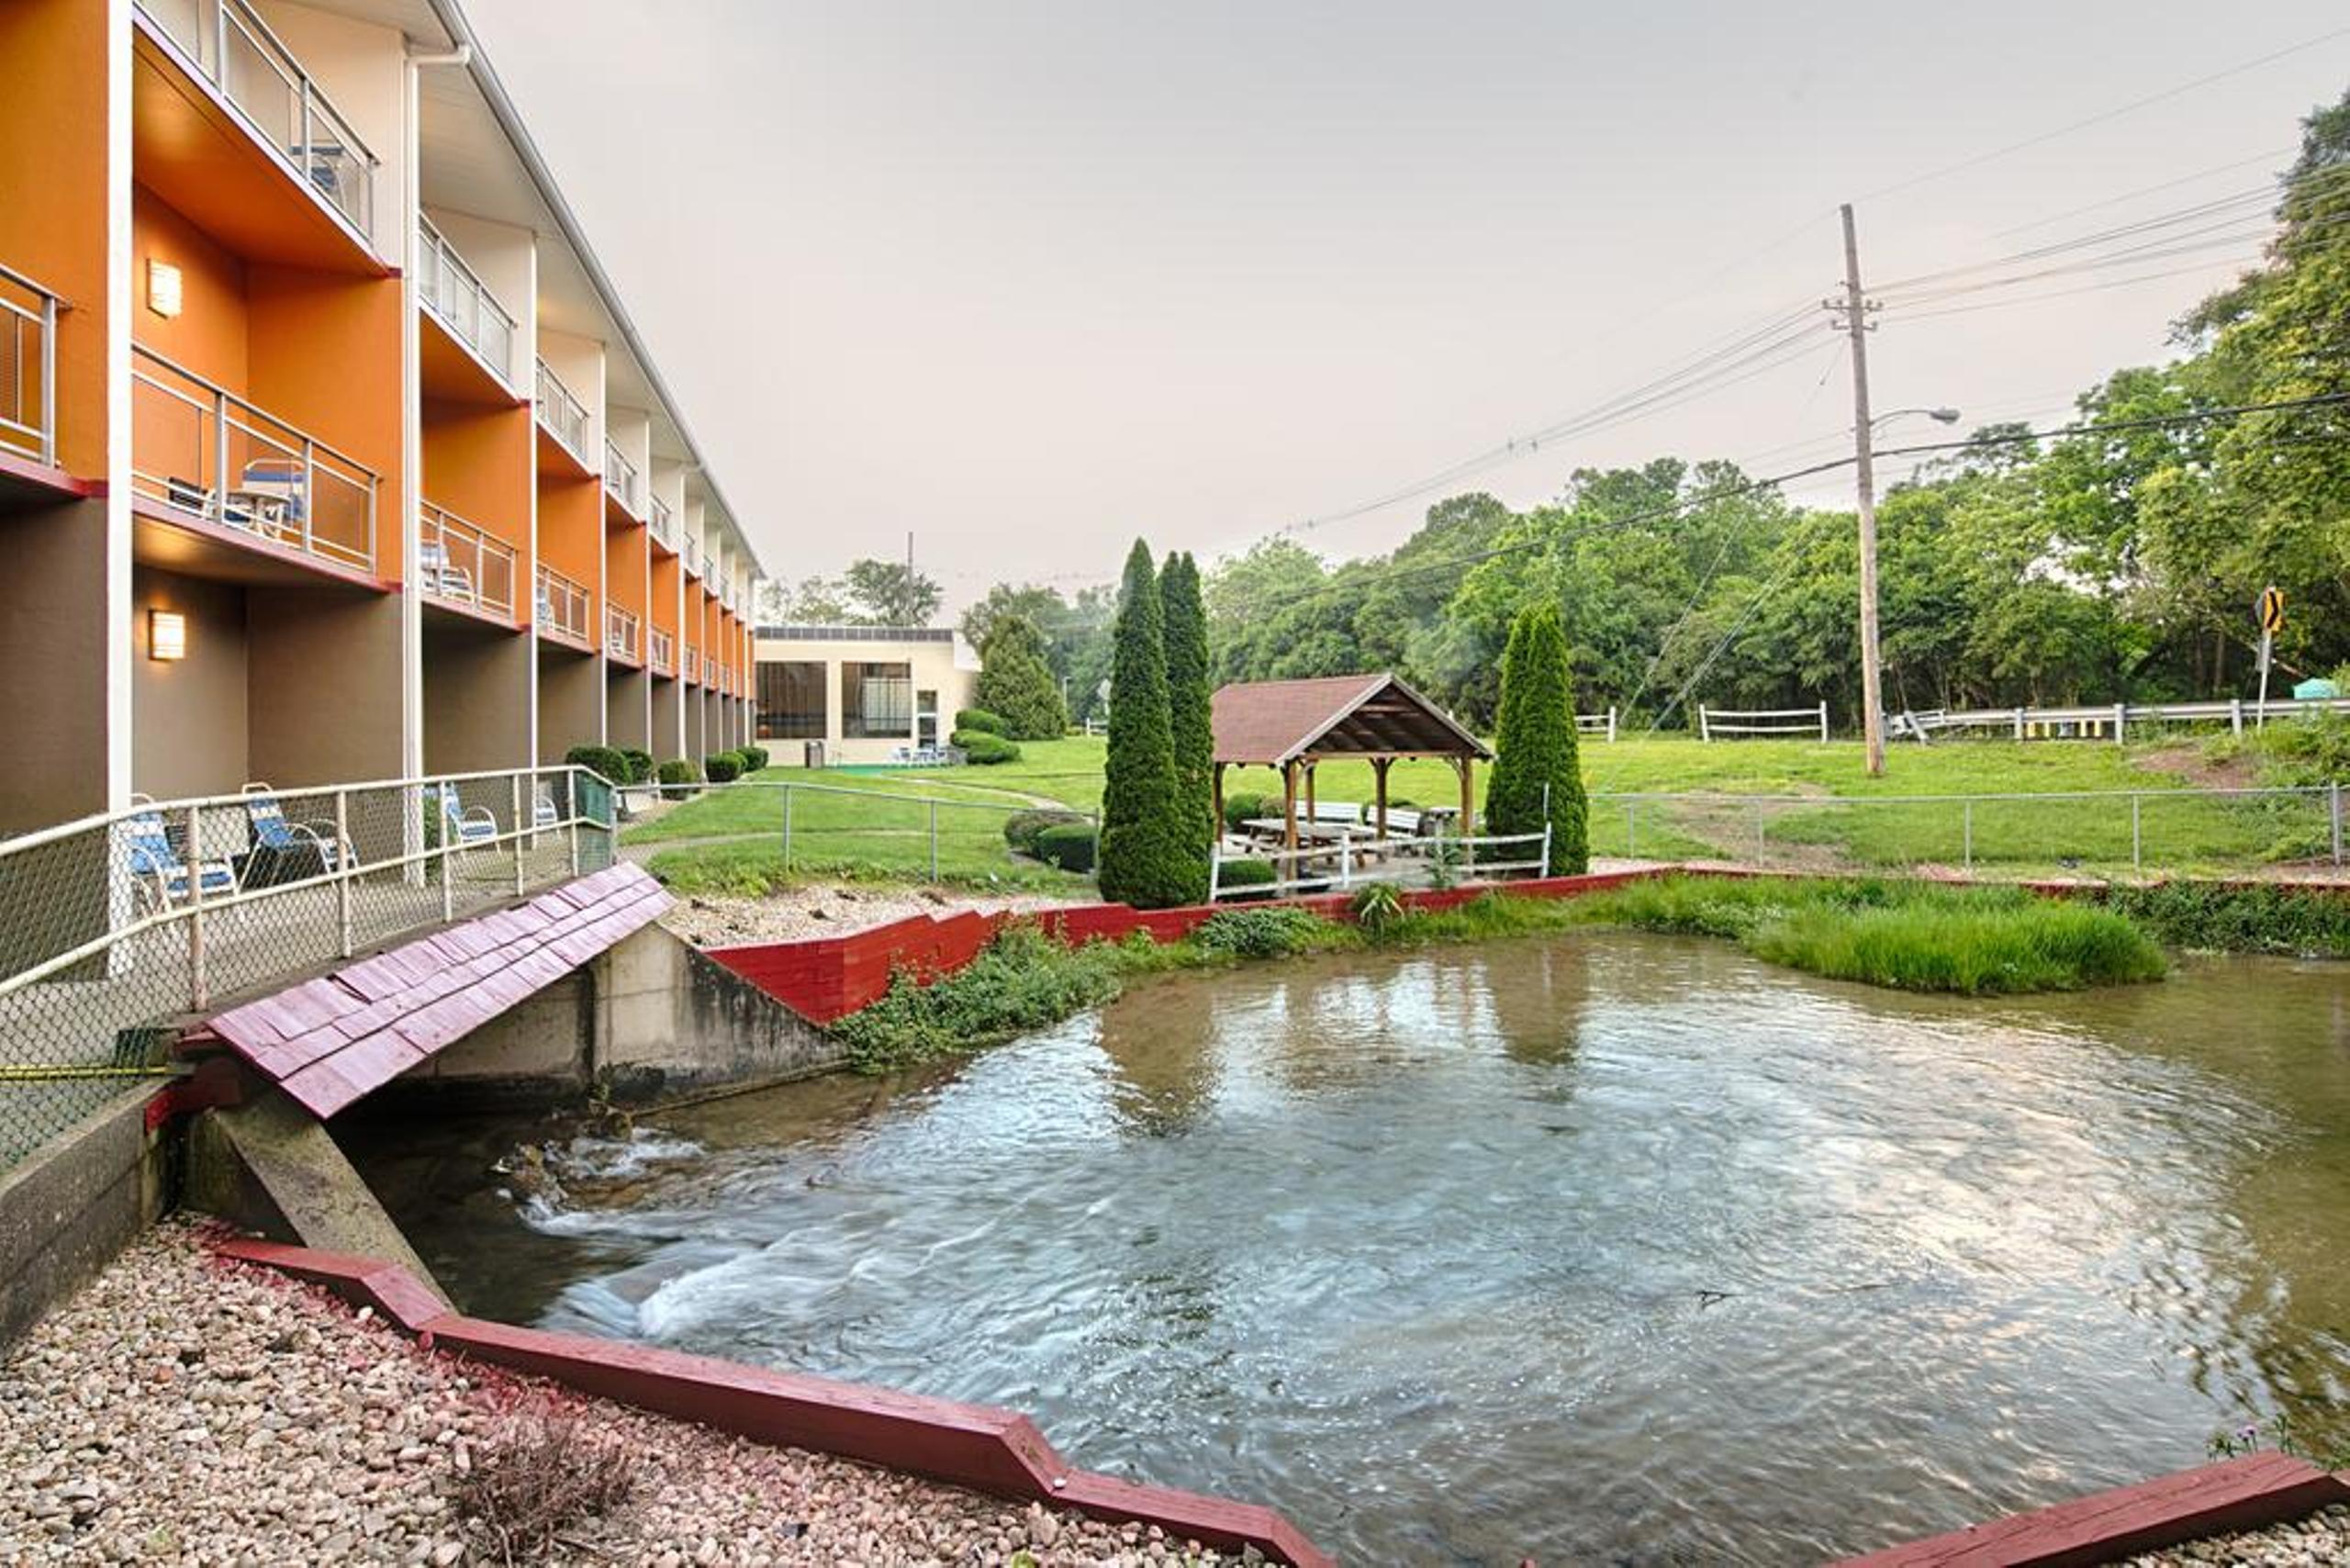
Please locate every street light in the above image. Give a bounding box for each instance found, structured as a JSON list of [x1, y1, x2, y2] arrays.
[[1852, 405, 1959, 777], [1873, 406, 1961, 429]]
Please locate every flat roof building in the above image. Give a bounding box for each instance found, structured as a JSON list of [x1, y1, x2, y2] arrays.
[[754, 625, 980, 765], [0, 0, 767, 833]]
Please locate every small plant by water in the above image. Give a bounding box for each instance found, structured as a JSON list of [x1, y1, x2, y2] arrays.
[[451, 1399, 635, 1565]]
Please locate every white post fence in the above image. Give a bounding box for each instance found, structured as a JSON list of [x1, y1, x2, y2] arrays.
[[1697, 702, 1830, 742], [1209, 827, 1550, 902]]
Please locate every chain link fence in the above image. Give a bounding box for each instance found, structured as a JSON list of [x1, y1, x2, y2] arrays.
[[624, 778, 1091, 886], [0, 767, 616, 1169]]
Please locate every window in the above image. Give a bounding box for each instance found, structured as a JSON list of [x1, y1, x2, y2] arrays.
[[758, 661, 826, 739], [842, 661, 913, 739]]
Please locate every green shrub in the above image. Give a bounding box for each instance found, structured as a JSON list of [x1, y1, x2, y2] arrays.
[[1033, 822, 1097, 873], [833, 924, 1127, 1073], [954, 731, 1022, 765], [1216, 857, 1278, 898], [1098, 542, 1193, 908], [1221, 791, 1270, 833], [2108, 881, 2350, 958], [1350, 881, 1406, 935], [2243, 709, 2350, 789], [703, 752, 744, 784], [565, 745, 630, 787], [954, 709, 1007, 735], [739, 745, 769, 772], [1004, 808, 1087, 853], [974, 617, 1069, 741], [1159, 551, 1214, 884], [1192, 907, 1337, 959], [620, 748, 655, 785], [655, 758, 699, 798], [1485, 601, 1590, 873]]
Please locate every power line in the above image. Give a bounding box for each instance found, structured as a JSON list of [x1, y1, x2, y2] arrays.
[[1986, 148, 2297, 238]]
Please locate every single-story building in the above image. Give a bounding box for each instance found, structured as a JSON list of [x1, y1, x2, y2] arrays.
[[754, 624, 981, 765]]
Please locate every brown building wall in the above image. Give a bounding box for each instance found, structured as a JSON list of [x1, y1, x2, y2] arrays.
[[537, 645, 599, 762], [606, 666, 649, 751], [423, 619, 532, 774], [0, 498, 115, 831], [130, 564, 250, 798], [245, 587, 403, 787]]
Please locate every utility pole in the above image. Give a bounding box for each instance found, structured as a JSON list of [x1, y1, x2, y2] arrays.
[[1830, 202, 1887, 777]]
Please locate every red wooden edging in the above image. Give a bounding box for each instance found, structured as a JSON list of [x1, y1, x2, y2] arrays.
[[1836, 1450, 2350, 1567], [213, 1238, 1332, 1567]]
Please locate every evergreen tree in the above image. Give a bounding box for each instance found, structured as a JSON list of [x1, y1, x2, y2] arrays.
[[975, 612, 1069, 740], [1158, 550, 1215, 898], [1098, 542, 1192, 907], [1484, 602, 1590, 873]]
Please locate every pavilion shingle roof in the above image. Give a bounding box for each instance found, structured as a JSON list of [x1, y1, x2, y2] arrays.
[[1210, 673, 1490, 767]]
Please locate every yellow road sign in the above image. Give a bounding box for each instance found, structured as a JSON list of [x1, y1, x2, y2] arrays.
[[2260, 587, 2286, 633]]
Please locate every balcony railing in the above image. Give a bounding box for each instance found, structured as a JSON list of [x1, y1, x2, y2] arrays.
[[0, 263, 62, 468], [534, 358, 591, 466], [606, 603, 639, 662], [131, 344, 376, 574], [417, 218, 515, 385], [602, 438, 640, 516], [417, 500, 518, 621], [648, 626, 674, 675], [649, 493, 676, 548], [683, 647, 699, 684], [684, 538, 701, 577], [135, 0, 376, 237], [534, 562, 591, 645]]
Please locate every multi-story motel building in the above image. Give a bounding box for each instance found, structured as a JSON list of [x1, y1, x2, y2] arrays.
[[0, 0, 764, 834]]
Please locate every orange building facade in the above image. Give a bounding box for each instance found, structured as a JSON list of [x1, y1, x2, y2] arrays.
[[0, 0, 764, 834]]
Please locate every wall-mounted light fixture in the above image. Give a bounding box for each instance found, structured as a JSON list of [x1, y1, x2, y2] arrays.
[[147, 259, 183, 319], [148, 609, 187, 662]]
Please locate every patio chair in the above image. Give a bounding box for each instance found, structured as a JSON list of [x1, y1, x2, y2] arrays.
[[419, 539, 476, 605], [533, 781, 562, 830], [432, 783, 500, 855], [123, 799, 238, 915], [241, 784, 350, 878], [239, 457, 308, 525]]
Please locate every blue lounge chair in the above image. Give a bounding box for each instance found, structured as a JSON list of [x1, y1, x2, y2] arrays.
[[124, 804, 238, 914], [434, 783, 499, 853], [241, 785, 349, 875]]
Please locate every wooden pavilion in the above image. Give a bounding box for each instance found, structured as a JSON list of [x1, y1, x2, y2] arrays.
[[1209, 673, 1493, 851]]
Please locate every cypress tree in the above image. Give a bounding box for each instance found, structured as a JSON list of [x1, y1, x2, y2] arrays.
[[975, 612, 1069, 740], [1158, 550, 1214, 899], [1484, 601, 1590, 874], [1098, 541, 1192, 907]]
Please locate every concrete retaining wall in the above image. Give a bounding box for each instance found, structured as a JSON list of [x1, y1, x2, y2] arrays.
[[0, 1088, 174, 1345]]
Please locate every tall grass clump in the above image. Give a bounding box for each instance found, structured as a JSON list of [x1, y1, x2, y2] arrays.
[[833, 924, 1132, 1072], [1746, 901, 2166, 994]]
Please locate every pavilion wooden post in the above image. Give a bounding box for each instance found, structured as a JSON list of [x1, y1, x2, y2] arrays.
[[1371, 756, 1391, 839], [1281, 761, 1299, 853], [1456, 756, 1475, 842], [1212, 763, 1225, 839], [1304, 763, 1316, 829]]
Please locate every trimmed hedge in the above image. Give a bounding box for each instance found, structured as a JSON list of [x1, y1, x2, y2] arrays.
[[739, 745, 769, 772], [953, 730, 1022, 765], [955, 708, 1007, 735], [1221, 791, 1270, 832], [704, 751, 744, 784], [565, 744, 630, 787], [620, 747, 655, 785], [1216, 857, 1277, 899], [1004, 808, 1087, 853], [1033, 822, 1097, 873], [655, 758, 699, 798]]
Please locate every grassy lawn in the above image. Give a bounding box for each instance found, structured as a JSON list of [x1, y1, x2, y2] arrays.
[[632, 734, 2331, 890]]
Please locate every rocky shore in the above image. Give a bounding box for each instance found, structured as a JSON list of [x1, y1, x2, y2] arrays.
[[0, 1221, 1257, 1566], [2125, 1504, 2350, 1566]]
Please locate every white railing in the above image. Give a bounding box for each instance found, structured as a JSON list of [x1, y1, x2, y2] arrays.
[[648, 626, 675, 674], [131, 344, 376, 573], [1210, 827, 1551, 902], [606, 603, 639, 662], [602, 438, 640, 516], [649, 493, 676, 548], [534, 357, 591, 465], [1577, 708, 1618, 743], [134, 0, 376, 237], [417, 500, 517, 621], [0, 263, 62, 468], [1697, 701, 1830, 742], [534, 563, 591, 645], [0, 767, 619, 1169], [684, 538, 702, 577], [683, 647, 699, 683], [1889, 696, 2350, 745], [416, 217, 516, 384]]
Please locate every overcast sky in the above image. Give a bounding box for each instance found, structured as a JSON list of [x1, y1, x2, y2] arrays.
[[466, 1, 2350, 612]]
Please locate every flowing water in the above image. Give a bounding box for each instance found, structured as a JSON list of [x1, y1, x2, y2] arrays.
[[352, 935, 2350, 1565]]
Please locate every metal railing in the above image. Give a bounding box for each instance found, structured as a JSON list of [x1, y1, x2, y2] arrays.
[[416, 217, 515, 384], [0, 263, 62, 468], [1211, 827, 1550, 902], [761, 623, 956, 644], [131, 344, 376, 573], [683, 647, 699, 683], [602, 438, 640, 515], [534, 562, 591, 645], [417, 499, 518, 620], [135, 0, 376, 237], [606, 603, 640, 662], [684, 538, 702, 577], [534, 357, 591, 465], [0, 766, 616, 1170], [1890, 696, 2350, 745], [648, 626, 675, 674], [649, 493, 677, 548], [1698, 702, 1830, 742]]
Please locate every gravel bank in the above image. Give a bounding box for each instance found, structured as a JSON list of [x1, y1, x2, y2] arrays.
[[2124, 1503, 2350, 1565], [661, 886, 1080, 947], [0, 1221, 1259, 1565]]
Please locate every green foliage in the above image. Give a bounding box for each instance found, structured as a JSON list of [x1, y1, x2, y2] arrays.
[[954, 708, 1007, 735], [1221, 791, 1270, 832], [1215, 857, 1278, 897], [1002, 808, 1087, 853], [1033, 822, 1098, 872], [739, 745, 769, 773], [975, 613, 1069, 740], [841, 557, 943, 626], [1349, 880, 1405, 934], [952, 730, 1022, 765], [564, 745, 630, 787], [654, 758, 699, 797], [1158, 551, 1216, 894], [1484, 602, 1590, 872], [2107, 881, 2350, 958], [1192, 907, 1340, 959], [2235, 710, 2350, 789], [833, 924, 1129, 1073], [703, 752, 744, 784], [1097, 541, 1194, 908], [619, 748, 655, 785]]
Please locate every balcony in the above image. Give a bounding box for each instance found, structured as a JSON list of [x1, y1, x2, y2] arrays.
[[534, 562, 591, 647], [683, 538, 701, 578], [648, 626, 675, 675], [602, 438, 640, 517], [0, 263, 62, 471], [534, 358, 591, 469], [133, 0, 376, 240], [649, 494, 677, 550], [606, 603, 640, 663], [418, 500, 518, 622], [131, 344, 376, 575], [683, 647, 699, 684], [417, 218, 516, 387]]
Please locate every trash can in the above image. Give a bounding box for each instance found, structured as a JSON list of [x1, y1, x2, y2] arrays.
[[803, 739, 826, 768]]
